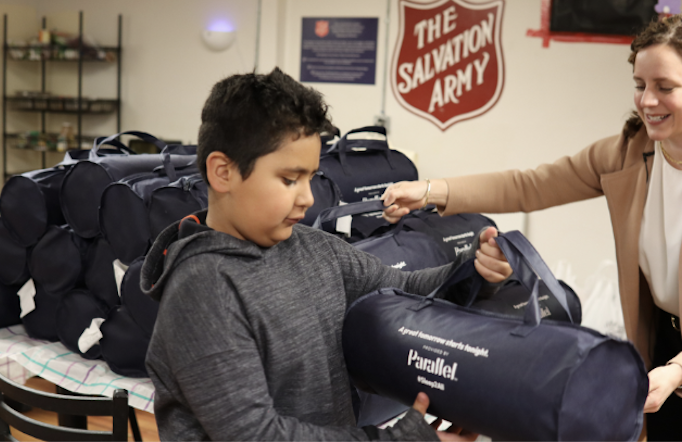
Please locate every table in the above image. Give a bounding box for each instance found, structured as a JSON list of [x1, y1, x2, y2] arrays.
[[0, 324, 155, 413]]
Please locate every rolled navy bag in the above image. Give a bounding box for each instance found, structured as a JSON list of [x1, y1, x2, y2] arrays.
[[342, 230, 647, 441], [21, 280, 62, 342], [0, 219, 30, 287], [0, 149, 89, 247], [319, 126, 418, 203], [120, 256, 158, 338], [0, 283, 23, 329], [28, 225, 90, 297], [99, 305, 151, 377], [83, 237, 121, 310], [147, 173, 208, 239], [60, 131, 197, 238], [100, 162, 199, 265], [56, 288, 109, 360]]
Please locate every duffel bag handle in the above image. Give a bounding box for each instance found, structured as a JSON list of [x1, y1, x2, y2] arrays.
[[92, 131, 184, 180], [326, 126, 395, 175], [92, 136, 135, 154], [495, 231, 573, 324], [92, 131, 167, 156], [426, 230, 573, 333], [311, 199, 385, 229]]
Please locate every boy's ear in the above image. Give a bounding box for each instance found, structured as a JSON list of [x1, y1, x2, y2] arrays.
[[206, 151, 239, 193]]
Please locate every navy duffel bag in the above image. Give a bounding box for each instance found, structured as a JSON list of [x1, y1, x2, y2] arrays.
[[100, 163, 199, 265], [147, 174, 208, 239], [60, 131, 197, 238], [0, 220, 29, 287], [0, 150, 89, 246], [343, 230, 647, 440], [319, 126, 418, 203]]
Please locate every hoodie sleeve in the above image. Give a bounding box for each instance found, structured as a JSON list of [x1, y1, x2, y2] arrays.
[[145, 254, 439, 442]]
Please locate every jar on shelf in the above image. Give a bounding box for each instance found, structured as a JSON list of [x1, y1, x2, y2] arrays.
[[57, 122, 74, 152]]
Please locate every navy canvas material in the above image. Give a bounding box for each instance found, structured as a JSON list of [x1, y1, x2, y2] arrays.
[[28, 225, 90, 297], [0, 150, 89, 247], [0, 220, 29, 286], [120, 257, 158, 338], [147, 174, 208, 239], [319, 126, 418, 203], [342, 231, 647, 441], [56, 289, 109, 360], [60, 131, 197, 238], [83, 237, 121, 310], [464, 278, 583, 325], [402, 209, 497, 262], [99, 305, 151, 377], [100, 163, 199, 265], [22, 281, 62, 342], [0, 283, 22, 329]]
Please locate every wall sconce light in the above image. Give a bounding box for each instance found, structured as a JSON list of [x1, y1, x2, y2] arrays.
[[202, 29, 236, 51]]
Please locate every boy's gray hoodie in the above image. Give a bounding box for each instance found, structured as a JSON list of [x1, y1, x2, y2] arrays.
[[141, 211, 477, 441]]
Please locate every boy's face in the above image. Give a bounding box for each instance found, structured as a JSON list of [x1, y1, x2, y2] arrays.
[[219, 133, 320, 247]]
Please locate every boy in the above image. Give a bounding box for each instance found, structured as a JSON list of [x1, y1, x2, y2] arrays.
[[141, 68, 511, 441]]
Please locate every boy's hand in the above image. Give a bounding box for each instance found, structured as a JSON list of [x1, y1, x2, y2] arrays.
[[474, 227, 512, 283], [412, 393, 478, 441]]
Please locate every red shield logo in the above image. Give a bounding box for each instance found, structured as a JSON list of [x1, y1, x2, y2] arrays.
[[315, 20, 330, 38], [391, 0, 505, 131]]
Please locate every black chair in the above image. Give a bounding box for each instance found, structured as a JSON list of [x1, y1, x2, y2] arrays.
[[0, 373, 131, 441]]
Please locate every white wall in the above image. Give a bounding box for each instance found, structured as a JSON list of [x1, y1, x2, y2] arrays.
[[2, 0, 637, 295]]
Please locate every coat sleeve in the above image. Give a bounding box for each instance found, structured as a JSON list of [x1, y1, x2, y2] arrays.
[[146, 257, 439, 441], [440, 133, 628, 216]]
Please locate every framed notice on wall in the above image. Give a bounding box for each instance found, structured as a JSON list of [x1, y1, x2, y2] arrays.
[[300, 17, 378, 85]]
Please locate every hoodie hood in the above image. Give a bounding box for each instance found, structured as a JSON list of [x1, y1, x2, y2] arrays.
[[140, 210, 264, 301]]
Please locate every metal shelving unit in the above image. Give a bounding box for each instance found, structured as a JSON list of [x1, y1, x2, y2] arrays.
[[2, 12, 122, 182]]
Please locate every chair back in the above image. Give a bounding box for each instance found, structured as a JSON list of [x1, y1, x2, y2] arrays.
[[0, 373, 129, 441]]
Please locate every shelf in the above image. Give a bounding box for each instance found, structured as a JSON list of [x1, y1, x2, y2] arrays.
[[5, 132, 96, 152], [6, 97, 119, 113], [2, 12, 122, 182], [5, 44, 119, 62]]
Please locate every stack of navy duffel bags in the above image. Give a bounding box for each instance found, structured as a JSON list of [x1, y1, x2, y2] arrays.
[[0, 125, 582, 401], [0, 131, 206, 377]]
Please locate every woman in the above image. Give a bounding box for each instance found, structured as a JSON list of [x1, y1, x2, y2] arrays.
[[382, 15, 682, 440]]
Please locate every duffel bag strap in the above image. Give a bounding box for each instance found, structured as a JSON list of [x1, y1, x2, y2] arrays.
[[327, 126, 395, 175], [495, 231, 573, 324], [91, 131, 167, 157], [423, 230, 574, 334], [311, 200, 386, 229]]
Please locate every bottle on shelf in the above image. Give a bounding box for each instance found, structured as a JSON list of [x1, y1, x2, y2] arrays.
[[56, 122, 74, 152]]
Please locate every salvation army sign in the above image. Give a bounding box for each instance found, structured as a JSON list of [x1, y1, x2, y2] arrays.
[[391, 0, 505, 131]]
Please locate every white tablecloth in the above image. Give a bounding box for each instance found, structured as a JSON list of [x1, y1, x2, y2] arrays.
[[0, 325, 155, 413]]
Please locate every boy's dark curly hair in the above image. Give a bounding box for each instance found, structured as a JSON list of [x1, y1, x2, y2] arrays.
[[624, 15, 682, 139], [197, 67, 334, 183]]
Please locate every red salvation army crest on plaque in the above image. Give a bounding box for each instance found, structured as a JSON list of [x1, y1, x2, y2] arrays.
[[391, 0, 505, 131], [315, 20, 330, 38]]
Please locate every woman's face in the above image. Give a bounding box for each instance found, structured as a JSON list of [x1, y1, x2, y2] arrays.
[[634, 44, 682, 146]]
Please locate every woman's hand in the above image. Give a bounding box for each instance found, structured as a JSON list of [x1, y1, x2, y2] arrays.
[[412, 392, 478, 441], [644, 363, 682, 413], [382, 180, 448, 223]]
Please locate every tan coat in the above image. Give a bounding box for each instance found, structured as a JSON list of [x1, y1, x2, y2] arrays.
[[441, 127, 682, 370]]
